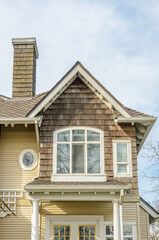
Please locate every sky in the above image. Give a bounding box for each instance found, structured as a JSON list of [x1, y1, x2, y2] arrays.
[[0, 0, 158, 205]]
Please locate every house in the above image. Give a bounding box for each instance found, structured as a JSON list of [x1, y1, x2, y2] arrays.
[[0, 38, 158, 240]]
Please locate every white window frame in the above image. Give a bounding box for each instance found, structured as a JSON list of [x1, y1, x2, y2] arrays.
[[45, 215, 104, 240], [19, 149, 38, 171], [104, 221, 137, 240], [51, 127, 106, 182], [113, 140, 132, 177]]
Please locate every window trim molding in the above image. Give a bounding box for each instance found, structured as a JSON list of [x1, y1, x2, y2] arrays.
[[19, 149, 38, 171], [113, 140, 133, 177], [52, 127, 106, 182]]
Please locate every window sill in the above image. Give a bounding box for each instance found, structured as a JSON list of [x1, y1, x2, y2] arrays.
[[51, 174, 107, 182], [115, 173, 133, 178]]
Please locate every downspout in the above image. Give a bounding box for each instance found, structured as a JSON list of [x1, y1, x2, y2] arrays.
[[35, 121, 40, 151]]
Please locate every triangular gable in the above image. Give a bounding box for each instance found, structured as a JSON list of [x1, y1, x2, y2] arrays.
[[27, 62, 132, 118]]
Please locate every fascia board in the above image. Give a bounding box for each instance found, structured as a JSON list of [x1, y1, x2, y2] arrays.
[[116, 117, 157, 153], [28, 64, 131, 118], [24, 184, 131, 192], [0, 117, 42, 125], [140, 200, 159, 219], [117, 117, 157, 123], [78, 67, 131, 118], [28, 65, 80, 117]]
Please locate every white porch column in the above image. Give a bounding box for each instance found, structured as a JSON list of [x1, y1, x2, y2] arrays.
[[119, 204, 123, 240], [31, 200, 39, 240], [113, 200, 120, 240]]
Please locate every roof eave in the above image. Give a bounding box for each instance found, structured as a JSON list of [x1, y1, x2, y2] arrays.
[[140, 198, 159, 220], [0, 117, 42, 127], [24, 184, 131, 193], [115, 117, 157, 153]]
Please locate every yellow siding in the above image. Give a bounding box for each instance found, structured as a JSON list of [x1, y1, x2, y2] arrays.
[[0, 125, 38, 189], [123, 202, 137, 222], [140, 206, 149, 240], [0, 125, 38, 239], [40, 201, 113, 240], [0, 205, 32, 240]]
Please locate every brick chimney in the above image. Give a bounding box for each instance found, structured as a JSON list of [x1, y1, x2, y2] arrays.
[[12, 38, 39, 98]]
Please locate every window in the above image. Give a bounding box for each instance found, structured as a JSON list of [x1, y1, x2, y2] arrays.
[[105, 224, 136, 240], [52, 127, 106, 182], [78, 225, 96, 240], [113, 140, 132, 177], [53, 225, 71, 240], [19, 149, 38, 170]]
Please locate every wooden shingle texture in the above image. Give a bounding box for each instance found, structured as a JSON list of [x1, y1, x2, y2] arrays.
[[39, 78, 138, 194]]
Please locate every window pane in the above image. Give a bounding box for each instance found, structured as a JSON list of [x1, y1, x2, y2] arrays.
[[72, 145, 84, 173], [57, 131, 70, 142], [123, 226, 132, 235], [106, 226, 114, 235], [90, 226, 95, 235], [85, 226, 89, 235], [87, 130, 100, 141], [87, 144, 100, 173], [72, 130, 85, 141], [79, 226, 84, 235], [60, 226, 64, 235], [117, 143, 128, 162], [124, 238, 133, 240], [54, 226, 59, 235], [65, 226, 70, 236], [117, 164, 127, 173], [57, 144, 70, 173]]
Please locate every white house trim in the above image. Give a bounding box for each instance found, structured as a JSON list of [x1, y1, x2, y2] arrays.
[[45, 215, 104, 240], [140, 199, 159, 219], [27, 62, 131, 118], [113, 140, 133, 178]]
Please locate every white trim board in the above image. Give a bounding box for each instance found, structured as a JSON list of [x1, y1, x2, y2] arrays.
[[28, 62, 131, 118], [45, 215, 104, 240], [140, 199, 159, 219]]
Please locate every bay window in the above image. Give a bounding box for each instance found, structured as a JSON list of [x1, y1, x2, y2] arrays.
[[52, 127, 106, 182]]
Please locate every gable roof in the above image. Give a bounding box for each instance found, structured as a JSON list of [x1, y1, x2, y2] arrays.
[[0, 61, 157, 152], [140, 197, 159, 222], [27, 61, 132, 118]]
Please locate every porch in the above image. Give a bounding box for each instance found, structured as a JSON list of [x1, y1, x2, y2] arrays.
[[25, 182, 132, 240]]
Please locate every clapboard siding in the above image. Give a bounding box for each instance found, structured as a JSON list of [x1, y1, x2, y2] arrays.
[[0, 125, 38, 188], [40, 201, 113, 240], [40, 78, 138, 193], [0, 206, 32, 239], [123, 202, 137, 222], [140, 206, 149, 240]]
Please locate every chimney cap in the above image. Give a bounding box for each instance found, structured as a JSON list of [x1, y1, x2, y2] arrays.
[[12, 37, 39, 59]]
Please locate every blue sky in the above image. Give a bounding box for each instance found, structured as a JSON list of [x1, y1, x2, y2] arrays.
[[0, 0, 158, 205]]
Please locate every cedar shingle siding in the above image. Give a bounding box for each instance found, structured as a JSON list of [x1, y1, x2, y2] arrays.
[[12, 44, 37, 98], [39, 78, 138, 194]]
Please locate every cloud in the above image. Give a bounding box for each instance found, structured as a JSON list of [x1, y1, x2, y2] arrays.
[[0, 0, 158, 202]]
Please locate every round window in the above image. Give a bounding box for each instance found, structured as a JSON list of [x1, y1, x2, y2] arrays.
[[19, 149, 38, 170]]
